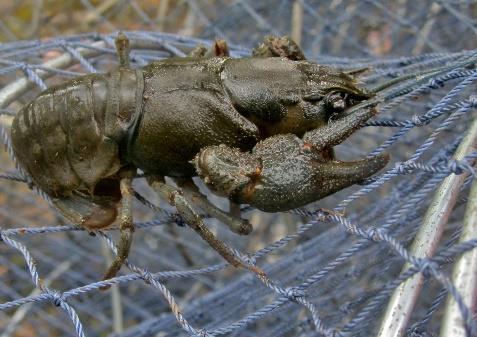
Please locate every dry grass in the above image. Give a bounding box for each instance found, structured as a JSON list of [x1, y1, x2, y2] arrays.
[[0, 0, 221, 42]]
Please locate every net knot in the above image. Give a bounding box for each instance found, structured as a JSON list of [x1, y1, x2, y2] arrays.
[[284, 287, 305, 301], [46, 289, 65, 307], [365, 227, 384, 241], [415, 258, 439, 278], [447, 159, 463, 175], [428, 78, 444, 89], [407, 325, 427, 337], [411, 115, 429, 126], [17, 62, 28, 71], [140, 269, 153, 282], [241, 254, 257, 266], [195, 328, 212, 337], [395, 161, 413, 175], [468, 95, 477, 108], [447, 159, 476, 176]]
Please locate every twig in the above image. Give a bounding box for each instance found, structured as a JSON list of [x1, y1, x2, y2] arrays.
[[377, 111, 477, 337], [101, 241, 124, 333], [440, 140, 477, 337], [291, 0, 303, 46]]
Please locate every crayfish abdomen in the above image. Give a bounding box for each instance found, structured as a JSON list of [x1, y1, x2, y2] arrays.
[[11, 68, 143, 227]]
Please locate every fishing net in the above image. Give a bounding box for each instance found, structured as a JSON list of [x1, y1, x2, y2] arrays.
[[0, 1, 476, 337]]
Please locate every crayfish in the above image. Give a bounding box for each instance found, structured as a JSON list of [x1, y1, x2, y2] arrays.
[[11, 34, 388, 280]]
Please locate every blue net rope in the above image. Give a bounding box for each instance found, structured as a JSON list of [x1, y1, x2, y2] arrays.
[[0, 2, 476, 337]]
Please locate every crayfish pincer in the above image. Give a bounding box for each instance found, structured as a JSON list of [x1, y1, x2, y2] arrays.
[[10, 33, 388, 280]]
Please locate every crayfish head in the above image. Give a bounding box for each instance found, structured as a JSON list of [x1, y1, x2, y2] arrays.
[[299, 63, 374, 124]]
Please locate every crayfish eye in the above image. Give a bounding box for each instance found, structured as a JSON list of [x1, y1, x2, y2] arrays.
[[324, 91, 362, 114], [324, 91, 348, 112]]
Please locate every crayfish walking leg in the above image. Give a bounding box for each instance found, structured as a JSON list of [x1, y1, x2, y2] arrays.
[[177, 179, 253, 235], [101, 173, 135, 287], [149, 177, 265, 277]]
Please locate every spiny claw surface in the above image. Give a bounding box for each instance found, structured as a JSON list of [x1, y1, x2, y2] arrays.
[[194, 134, 389, 212]]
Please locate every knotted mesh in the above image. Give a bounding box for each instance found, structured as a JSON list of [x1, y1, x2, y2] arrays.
[[0, 2, 476, 337]]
